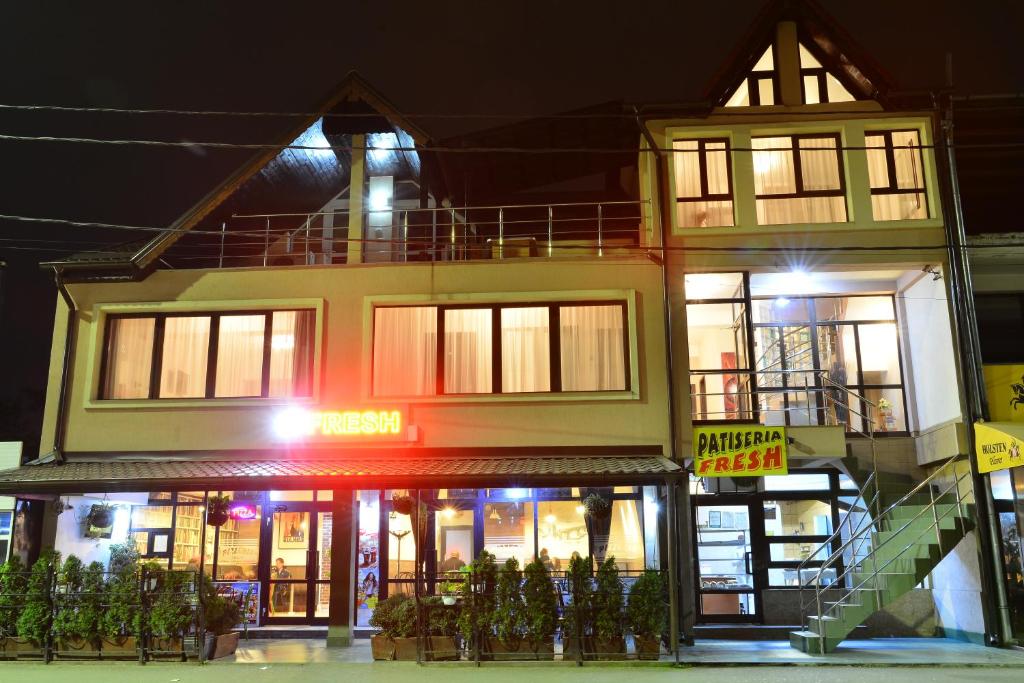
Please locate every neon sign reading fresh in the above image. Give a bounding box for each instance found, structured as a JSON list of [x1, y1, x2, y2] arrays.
[[273, 407, 404, 440]]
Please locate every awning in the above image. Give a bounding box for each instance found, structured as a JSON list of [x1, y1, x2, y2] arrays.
[[0, 453, 682, 495], [974, 421, 1024, 474]]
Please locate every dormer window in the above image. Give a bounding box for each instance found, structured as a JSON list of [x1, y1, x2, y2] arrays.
[[725, 46, 779, 107], [799, 43, 856, 104]]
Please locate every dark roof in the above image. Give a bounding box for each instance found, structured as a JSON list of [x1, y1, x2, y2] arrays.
[[0, 454, 681, 494]]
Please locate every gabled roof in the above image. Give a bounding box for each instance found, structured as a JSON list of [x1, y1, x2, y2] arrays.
[[44, 72, 433, 280], [703, 0, 897, 107]]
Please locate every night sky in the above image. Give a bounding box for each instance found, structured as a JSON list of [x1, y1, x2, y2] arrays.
[[1, 0, 1022, 455]]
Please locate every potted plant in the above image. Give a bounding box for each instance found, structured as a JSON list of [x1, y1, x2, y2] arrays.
[[101, 554, 141, 657], [487, 558, 527, 660], [455, 550, 497, 661], [627, 570, 665, 660], [561, 553, 593, 661], [422, 595, 459, 661], [16, 550, 60, 657], [207, 495, 232, 527], [201, 576, 242, 660], [53, 555, 97, 655], [368, 593, 417, 660], [582, 491, 613, 564], [440, 580, 461, 606], [87, 503, 115, 530], [391, 492, 414, 516], [521, 558, 558, 660], [0, 555, 27, 658], [591, 557, 626, 660], [148, 570, 195, 658]]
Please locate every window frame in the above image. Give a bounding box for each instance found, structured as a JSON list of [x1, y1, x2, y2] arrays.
[[98, 308, 316, 401], [752, 133, 848, 201], [797, 39, 860, 105], [865, 128, 929, 217], [673, 137, 735, 227], [731, 43, 781, 107], [371, 300, 631, 397]]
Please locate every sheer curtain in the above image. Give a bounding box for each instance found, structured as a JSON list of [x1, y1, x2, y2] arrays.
[[269, 310, 315, 397], [215, 314, 265, 397], [560, 305, 626, 391], [753, 136, 846, 225], [159, 316, 211, 398], [445, 308, 492, 393], [373, 307, 437, 396], [104, 317, 155, 398], [501, 307, 550, 392]]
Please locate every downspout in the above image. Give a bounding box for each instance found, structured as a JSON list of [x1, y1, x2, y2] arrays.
[[937, 90, 1015, 646], [49, 268, 76, 466], [635, 107, 687, 648]]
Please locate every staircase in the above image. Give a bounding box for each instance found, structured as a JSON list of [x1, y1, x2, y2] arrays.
[[790, 455, 974, 654]]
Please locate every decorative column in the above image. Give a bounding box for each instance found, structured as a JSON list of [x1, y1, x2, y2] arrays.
[[327, 489, 357, 647]]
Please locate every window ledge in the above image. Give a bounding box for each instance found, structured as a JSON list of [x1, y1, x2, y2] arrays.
[[673, 217, 943, 237], [365, 390, 639, 405], [84, 396, 318, 410]]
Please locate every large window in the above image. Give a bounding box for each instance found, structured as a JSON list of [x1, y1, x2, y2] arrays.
[[101, 309, 315, 400], [372, 301, 629, 396], [866, 130, 928, 221], [752, 134, 847, 225], [673, 138, 734, 228]]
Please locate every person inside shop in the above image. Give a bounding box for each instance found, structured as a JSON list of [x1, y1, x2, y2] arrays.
[[539, 548, 555, 571], [272, 557, 292, 612], [439, 549, 466, 573]]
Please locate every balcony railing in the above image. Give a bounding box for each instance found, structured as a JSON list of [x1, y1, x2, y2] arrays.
[[199, 200, 650, 268]]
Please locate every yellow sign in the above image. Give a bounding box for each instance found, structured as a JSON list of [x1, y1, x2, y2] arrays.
[[694, 425, 788, 477], [975, 422, 1024, 474], [983, 365, 1024, 423]]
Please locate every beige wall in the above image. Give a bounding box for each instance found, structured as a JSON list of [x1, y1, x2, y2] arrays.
[[43, 256, 671, 456]]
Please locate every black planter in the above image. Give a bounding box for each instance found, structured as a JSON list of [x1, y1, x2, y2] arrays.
[[89, 507, 113, 528], [392, 497, 414, 516], [207, 509, 229, 526]]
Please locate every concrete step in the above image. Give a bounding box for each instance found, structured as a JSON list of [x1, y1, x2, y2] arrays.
[[789, 629, 842, 654]]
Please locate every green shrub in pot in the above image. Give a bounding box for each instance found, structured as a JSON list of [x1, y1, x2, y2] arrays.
[[521, 558, 558, 659], [369, 593, 417, 660], [0, 555, 27, 639], [17, 550, 60, 648], [455, 550, 498, 650], [591, 556, 626, 659], [627, 570, 665, 660], [561, 553, 592, 659], [53, 555, 86, 647]]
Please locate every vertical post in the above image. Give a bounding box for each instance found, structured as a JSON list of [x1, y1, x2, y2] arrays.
[[138, 566, 148, 664], [196, 567, 207, 663], [327, 490, 356, 647], [347, 133, 367, 264], [498, 206, 504, 259], [415, 489, 423, 664], [450, 208, 457, 261], [44, 560, 54, 664], [263, 217, 270, 267], [402, 211, 409, 262], [666, 479, 680, 663], [305, 215, 311, 265], [547, 205, 553, 257], [219, 221, 226, 269], [431, 208, 438, 262], [597, 204, 604, 257]]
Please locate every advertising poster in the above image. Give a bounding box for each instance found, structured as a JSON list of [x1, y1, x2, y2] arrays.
[[356, 530, 380, 625], [694, 425, 788, 477]]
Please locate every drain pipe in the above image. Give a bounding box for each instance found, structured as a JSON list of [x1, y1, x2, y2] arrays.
[[938, 86, 1014, 646], [635, 107, 690, 649], [49, 267, 76, 466]]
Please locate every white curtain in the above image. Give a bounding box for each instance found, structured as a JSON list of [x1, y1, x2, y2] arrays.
[[560, 305, 626, 391], [444, 309, 492, 393], [215, 314, 265, 397], [105, 317, 155, 398], [373, 307, 437, 396], [501, 307, 550, 392], [159, 316, 211, 398], [673, 140, 734, 228], [866, 131, 926, 221], [753, 136, 846, 225], [268, 310, 315, 397]]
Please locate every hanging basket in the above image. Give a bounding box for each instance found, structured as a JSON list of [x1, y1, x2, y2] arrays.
[[88, 505, 114, 529], [207, 509, 229, 527], [391, 496, 414, 516]]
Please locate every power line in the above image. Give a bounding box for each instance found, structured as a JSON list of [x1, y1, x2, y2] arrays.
[[1, 131, 1022, 155]]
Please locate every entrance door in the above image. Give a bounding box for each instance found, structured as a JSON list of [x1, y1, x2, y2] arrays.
[[265, 508, 331, 623], [693, 500, 765, 623]]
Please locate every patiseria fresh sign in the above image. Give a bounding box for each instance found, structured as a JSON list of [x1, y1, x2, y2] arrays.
[[273, 407, 409, 441], [694, 425, 788, 477]]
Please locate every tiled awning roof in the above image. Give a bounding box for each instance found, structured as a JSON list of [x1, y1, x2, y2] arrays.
[[0, 454, 681, 494]]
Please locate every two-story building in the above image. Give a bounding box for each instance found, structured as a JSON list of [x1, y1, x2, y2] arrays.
[[0, 0, 1012, 655]]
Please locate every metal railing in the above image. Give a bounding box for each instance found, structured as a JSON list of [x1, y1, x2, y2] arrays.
[[797, 454, 972, 653], [198, 199, 650, 268]]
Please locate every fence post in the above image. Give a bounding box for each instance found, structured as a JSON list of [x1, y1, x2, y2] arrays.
[[44, 560, 55, 664], [219, 221, 226, 269], [138, 567, 147, 665], [263, 217, 270, 267], [197, 569, 207, 664], [597, 204, 604, 257]]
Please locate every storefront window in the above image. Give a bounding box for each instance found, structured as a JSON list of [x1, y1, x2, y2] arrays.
[[764, 499, 833, 536], [269, 490, 315, 502], [607, 499, 645, 571], [171, 504, 205, 570], [215, 506, 261, 581], [387, 509, 416, 586], [436, 506, 474, 573], [131, 505, 172, 528], [484, 501, 534, 568], [536, 501, 586, 572]]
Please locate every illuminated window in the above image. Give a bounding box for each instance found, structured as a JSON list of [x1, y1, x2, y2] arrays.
[[752, 134, 847, 225], [673, 139, 734, 228], [372, 302, 629, 396], [725, 46, 777, 107], [100, 309, 314, 400], [798, 43, 856, 104], [865, 130, 928, 221]]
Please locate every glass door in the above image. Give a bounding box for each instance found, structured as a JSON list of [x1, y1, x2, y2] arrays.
[[693, 501, 764, 623], [266, 508, 330, 623]]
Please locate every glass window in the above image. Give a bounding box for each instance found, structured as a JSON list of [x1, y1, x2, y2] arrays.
[[436, 506, 474, 574], [559, 305, 627, 391], [752, 135, 847, 225], [215, 314, 265, 397], [799, 42, 855, 104], [607, 499, 645, 571], [501, 307, 550, 393], [171, 504, 205, 570], [763, 474, 831, 492], [103, 317, 155, 399], [866, 130, 927, 221], [159, 316, 211, 398], [131, 505, 172, 528], [764, 499, 833, 537], [768, 567, 836, 587], [537, 501, 588, 573], [484, 501, 534, 569], [216, 506, 261, 581], [373, 306, 437, 397], [684, 272, 744, 301], [444, 308, 492, 393], [673, 139, 734, 228], [268, 310, 315, 397], [269, 490, 314, 502], [725, 45, 776, 107]]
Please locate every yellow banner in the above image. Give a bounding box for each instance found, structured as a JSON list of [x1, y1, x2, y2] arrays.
[[983, 365, 1024, 423], [694, 425, 788, 477], [975, 422, 1024, 474]]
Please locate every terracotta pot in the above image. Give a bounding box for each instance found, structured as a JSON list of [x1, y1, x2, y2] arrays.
[[100, 636, 137, 658], [590, 635, 627, 661], [486, 636, 554, 661], [204, 631, 240, 659], [634, 634, 661, 660], [370, 635, 419, 661]]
